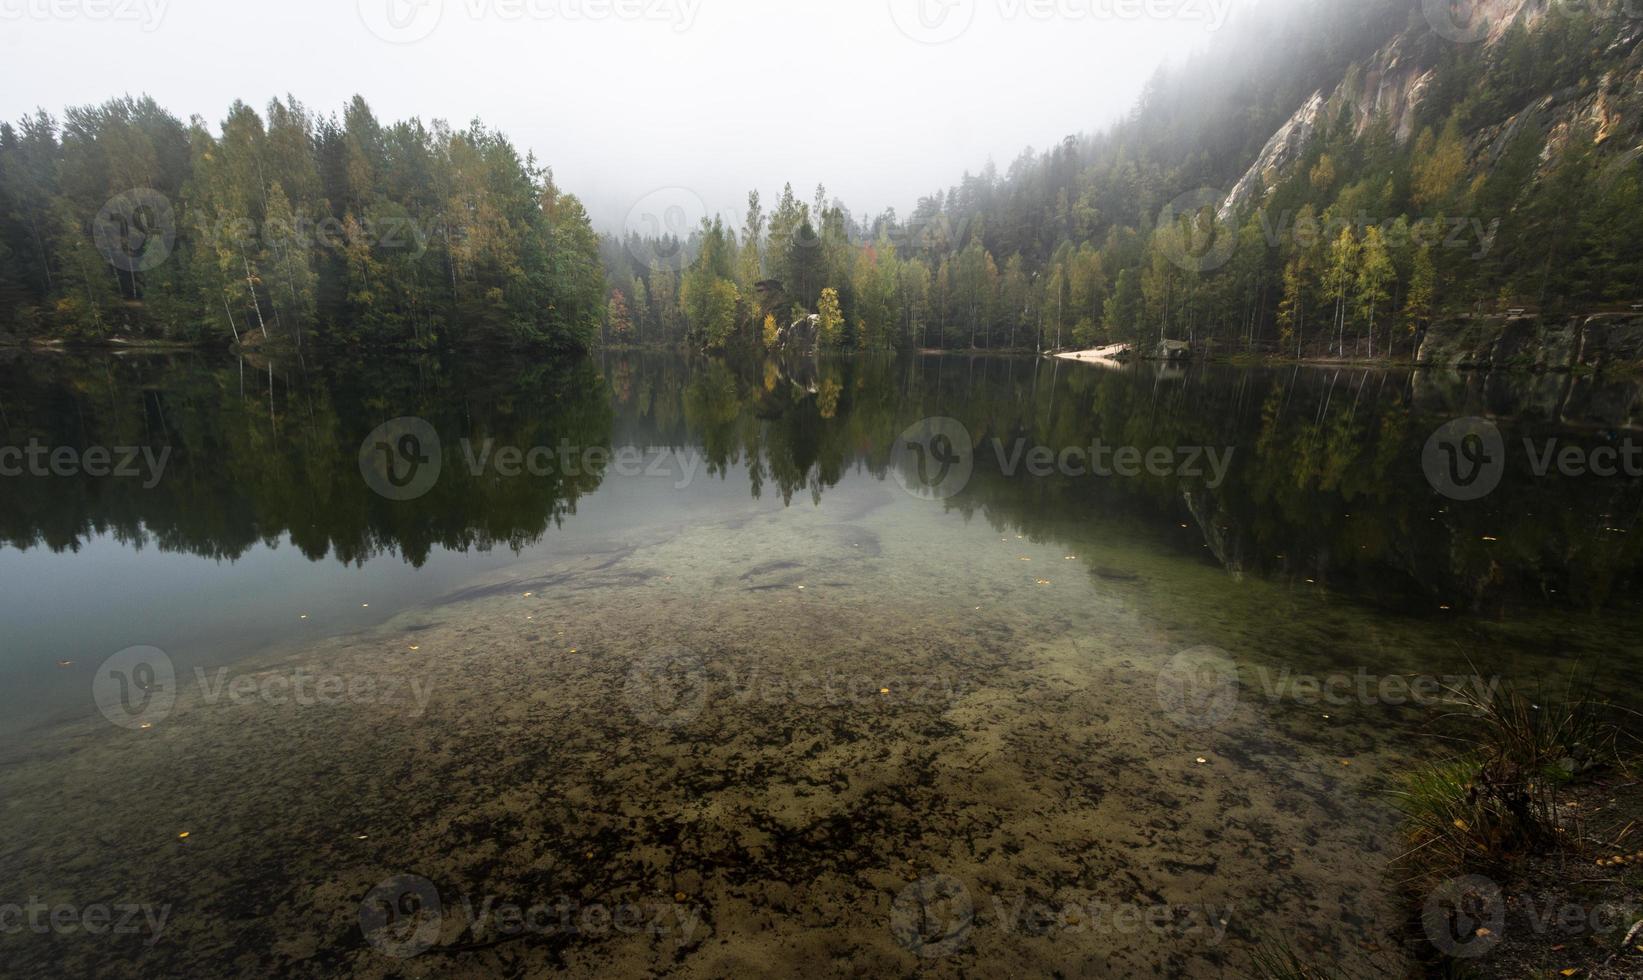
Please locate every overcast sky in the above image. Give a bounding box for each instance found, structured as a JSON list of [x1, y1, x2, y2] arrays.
[[0, 0, 1248, 232]]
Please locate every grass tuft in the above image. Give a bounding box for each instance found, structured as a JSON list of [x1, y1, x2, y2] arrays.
[[1392, 676, 1631, 888]]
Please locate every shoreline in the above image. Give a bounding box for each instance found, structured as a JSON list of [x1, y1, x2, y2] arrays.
[[9, 339, 1635, 378]]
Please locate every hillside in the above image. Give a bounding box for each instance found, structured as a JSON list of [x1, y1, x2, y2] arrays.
[[604, 0, 1643, 361]]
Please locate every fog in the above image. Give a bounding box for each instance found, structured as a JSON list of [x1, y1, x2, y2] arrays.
[[0, 0, 1248, 232]]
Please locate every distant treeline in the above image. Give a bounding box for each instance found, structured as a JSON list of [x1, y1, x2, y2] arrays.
[[604, 0, 1643, 357], [0, 95, 605, 350]]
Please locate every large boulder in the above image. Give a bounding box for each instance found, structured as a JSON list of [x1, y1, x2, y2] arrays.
[[1154, 339, 1192, 361], [1576, 315, 1643, 369], [1417, 315, 1578, 371], [777, 314, 820, 355], [1419, 314, 1643, 374]]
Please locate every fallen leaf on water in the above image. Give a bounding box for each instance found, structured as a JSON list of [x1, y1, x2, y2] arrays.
[[408, 645, 420, 651], [177, 832, 190, 839], [879, 688, 890, 695]]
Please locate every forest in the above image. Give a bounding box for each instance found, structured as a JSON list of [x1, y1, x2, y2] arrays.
[[0, 95, 606, 350], [3, 1, 1640, 360], [603, 0, 1643, 358]]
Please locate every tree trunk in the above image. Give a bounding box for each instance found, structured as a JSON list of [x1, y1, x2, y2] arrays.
[[242, 254, 268, 339]]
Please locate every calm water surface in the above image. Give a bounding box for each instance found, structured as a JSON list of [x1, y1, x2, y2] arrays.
[[1, 350, 1639, 976]]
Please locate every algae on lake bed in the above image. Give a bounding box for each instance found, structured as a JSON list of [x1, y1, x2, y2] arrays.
[[3, 353, 1641, 978], [0, 489, 1445, 978]]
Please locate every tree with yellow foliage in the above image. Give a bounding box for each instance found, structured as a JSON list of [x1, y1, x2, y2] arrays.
[[817, 288, 844, 348]]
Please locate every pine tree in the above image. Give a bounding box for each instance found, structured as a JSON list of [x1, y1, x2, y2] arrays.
[[1404, 245, 1436, 359], [1278, 256, 1306, 358], [1355, 226, 1394, 358], [1324, 228, 1357, 357]]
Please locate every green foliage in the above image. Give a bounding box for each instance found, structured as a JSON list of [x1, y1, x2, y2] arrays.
[[679, 217, 741, 351], [606, 1, 1642, 357], [0, 94, 604, 350], [1392, 679, 1627, 891]]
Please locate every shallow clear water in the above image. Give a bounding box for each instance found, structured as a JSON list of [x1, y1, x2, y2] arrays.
[[1, 350, 1639, 976]]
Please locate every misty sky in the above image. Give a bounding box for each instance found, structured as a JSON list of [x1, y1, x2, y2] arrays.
[[1, 0, 1248, 232]]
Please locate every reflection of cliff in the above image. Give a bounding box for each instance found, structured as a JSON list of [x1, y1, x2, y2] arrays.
[[1411, 367, 1643, 433], [1411, 316, 1643, 431], [947, 361, 1642, 615]]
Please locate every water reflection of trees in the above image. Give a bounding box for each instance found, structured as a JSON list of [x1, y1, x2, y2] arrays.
[[617, 353, 1640, 613], [0, 353, 612, 567], [3, 351, 1638, 610]]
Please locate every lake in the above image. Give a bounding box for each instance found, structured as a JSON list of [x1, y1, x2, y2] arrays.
[[2, 349, 1640, 976]]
